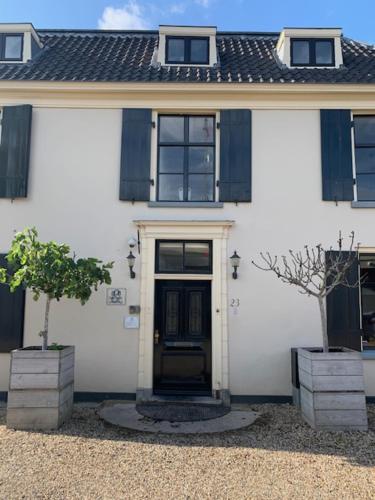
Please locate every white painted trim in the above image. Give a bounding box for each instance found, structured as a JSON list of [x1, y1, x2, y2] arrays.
[[157, 25, 217, 66], [135, 219, 232, 397], [3, 82, 375, 110], [276, 28, 343, 69]]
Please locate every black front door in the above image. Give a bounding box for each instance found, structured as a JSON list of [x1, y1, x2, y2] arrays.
[[154, 280, 211, 394]]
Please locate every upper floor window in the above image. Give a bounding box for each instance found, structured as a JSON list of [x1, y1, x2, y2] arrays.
[[0, 33, 23, 61], [354, 116, 375, 201], [166, 36, 209, 64], [291, 38, 334, 67], [157, 115, 215, 202]]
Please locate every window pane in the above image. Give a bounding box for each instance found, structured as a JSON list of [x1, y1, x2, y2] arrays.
[[189, 117, 214, 143], [185, 243, 210, 271], [360, 259, 375, 347], [188, 147, 214, 173], [292, 40, 309, 65], [355, 148, 375, 174], [355, 117, 375, 145], [158, 242, 183, 272], [159, 116, 185, 143], [159, 147, 184, 173], [158, 174, 184, 201], [315, 41, 333, 64], [357, 174, 375, 201], [167, 38, 185, 62], [4, 35, 22, 59], [188, 174, 214, 201], [190, 39, 208, 63]]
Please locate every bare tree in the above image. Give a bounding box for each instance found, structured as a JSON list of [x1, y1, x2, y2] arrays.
[[252, 232, 359, 353]]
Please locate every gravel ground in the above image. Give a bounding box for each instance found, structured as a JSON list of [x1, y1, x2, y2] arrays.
[[0, 403, 374, 500]]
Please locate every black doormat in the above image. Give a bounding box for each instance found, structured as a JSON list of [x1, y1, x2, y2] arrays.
[[136, 403, 230, 422]]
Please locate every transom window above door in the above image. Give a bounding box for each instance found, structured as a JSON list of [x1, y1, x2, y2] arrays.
[[156, 240, 212, 274], [354, 116, 375, 201], [157, 115, 215, 202]]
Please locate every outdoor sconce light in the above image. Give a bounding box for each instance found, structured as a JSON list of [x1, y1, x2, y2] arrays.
[[230, 251, 241, 279], [127, 236, 137, 279], [127, 251, 136, 279]]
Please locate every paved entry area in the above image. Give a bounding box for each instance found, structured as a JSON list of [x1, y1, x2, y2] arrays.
[[98, 402, 257, 433], [0, 403, 374, 499]]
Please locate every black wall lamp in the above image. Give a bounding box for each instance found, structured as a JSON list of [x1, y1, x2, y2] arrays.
[[127, 237, 137, 279], [230, 251, 241, 279]]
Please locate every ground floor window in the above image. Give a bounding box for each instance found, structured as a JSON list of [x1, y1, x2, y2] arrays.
[[360, 254, 375, 348]]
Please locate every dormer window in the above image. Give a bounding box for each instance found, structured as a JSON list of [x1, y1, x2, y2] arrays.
[[166, 36, 209, 65], [157, 26, 217, 67], [291, 38, 334, 67], [0, 24, 42, 63], [0, 33, 23, 61], [276, 28, 342, 69]]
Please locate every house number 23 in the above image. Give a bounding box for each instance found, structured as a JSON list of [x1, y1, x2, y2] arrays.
[[230, 299, 240, 307]]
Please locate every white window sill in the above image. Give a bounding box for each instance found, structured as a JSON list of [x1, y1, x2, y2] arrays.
[[362, 350, 375, 360], [148, 202, 224, 208], [351, 201, 375, 208]]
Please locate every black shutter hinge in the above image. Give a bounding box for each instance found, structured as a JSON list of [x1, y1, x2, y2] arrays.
[[216, 180, 220, 187], [216, 122, 220, 129], [351, 120, 355, 128], [150, 179, 155, 186], [353, 178, 356, 185], [152, 121, 156, 128]]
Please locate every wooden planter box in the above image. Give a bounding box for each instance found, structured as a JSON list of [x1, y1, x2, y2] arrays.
[[298, 347, 368, 431], [7, 346, 74, 430]]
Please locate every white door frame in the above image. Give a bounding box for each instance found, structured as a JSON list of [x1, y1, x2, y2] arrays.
[[134, 220, 233, 403]]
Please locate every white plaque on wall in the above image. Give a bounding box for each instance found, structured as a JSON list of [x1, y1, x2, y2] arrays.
[[124, 316, 139, 329]]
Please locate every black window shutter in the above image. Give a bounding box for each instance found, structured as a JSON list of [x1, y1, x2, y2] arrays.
[[219, 109, 251, 202], [326, 251, 361, 351], [119, 108, 151, 201], [321, 109, 353, 201], [0, 105, 32, 198], [0, 254, 25, 353]]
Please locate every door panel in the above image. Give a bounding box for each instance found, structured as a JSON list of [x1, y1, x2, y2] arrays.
[[154, 280, 211, 394]]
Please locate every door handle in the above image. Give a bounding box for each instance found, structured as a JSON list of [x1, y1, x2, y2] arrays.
[[154, 330, 160, 345]]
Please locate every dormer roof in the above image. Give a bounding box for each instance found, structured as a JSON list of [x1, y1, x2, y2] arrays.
[[0, 26, 375, 84]]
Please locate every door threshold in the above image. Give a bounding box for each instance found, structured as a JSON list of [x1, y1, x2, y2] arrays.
[[148, 394, 223, 405]]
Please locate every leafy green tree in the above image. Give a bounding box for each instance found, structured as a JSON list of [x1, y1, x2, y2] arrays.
[[0, 228, 113, 350]]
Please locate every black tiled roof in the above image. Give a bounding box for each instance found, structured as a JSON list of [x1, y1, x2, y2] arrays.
[[1, 29, 375, 84]]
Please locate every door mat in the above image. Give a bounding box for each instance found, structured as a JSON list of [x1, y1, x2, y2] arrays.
[[136, 403, 230, 422]]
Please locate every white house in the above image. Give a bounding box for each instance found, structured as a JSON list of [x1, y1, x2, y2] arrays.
[[1, 23, 375, 404]]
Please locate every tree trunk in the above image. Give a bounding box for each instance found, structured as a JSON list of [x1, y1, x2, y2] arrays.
[[318, 296, 329, 353], [42, 296, 51, 351]]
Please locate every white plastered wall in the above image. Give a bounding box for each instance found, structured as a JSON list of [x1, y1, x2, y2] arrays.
[[0, 105, 375, 397]]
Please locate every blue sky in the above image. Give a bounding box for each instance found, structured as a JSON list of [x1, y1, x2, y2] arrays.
[[1, 0, 375, 43]]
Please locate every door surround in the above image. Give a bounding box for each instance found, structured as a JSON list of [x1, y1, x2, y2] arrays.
[[134, 219, 233, 404]]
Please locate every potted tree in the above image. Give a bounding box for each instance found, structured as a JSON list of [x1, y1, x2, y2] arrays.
[[0, 228, 112, 430], [253, 232, 368, 431]]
